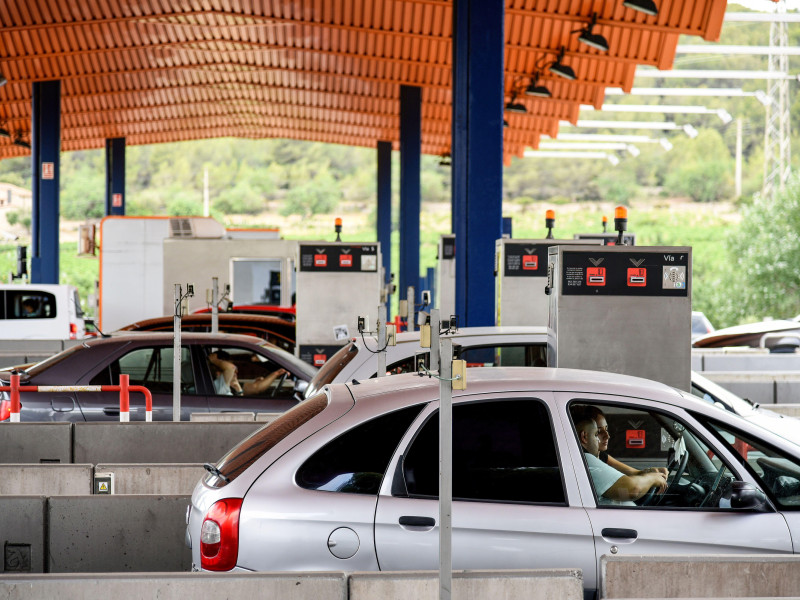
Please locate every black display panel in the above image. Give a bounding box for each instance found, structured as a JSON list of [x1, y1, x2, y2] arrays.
[[560, 250, 689, 297], [502, 242, 560, 278], [441, 236, 456, 260], [299, 244, 378, 272]]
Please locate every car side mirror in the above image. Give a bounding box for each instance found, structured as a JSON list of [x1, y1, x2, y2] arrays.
[[730, 480, 769, 512]]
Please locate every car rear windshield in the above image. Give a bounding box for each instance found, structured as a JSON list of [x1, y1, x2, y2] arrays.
[[304, 342, 359, 398], [207, 393, 329, 487]]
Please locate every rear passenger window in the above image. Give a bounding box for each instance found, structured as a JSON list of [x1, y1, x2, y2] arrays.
[[402, 399, 565, 504], [4, 291, 57, 319], [296, 405, 425, 495], [458, 344, 547, 367]]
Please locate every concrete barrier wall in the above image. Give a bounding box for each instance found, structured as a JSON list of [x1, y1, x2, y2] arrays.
[[0, 464, 92, 495], [692, 351, 800, 373], [0, 570, 582, 599], [0, 497, 46, 574], [349, 569, 583, 600], [0, 423, 72, 464], [73, 422, 262, 464], [0, 573, 347, 599], [0, 340, 80, 369], [47, 495, 191, 573], [703, 372, 800, 405], [96, 463, 205, 495], [600, 554, 800, 599], [189, 412, 256, 422]]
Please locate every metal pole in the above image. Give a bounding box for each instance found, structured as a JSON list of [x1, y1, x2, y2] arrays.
[[211, 277, 219, 334], [735, 118, 743, 199], [377, 304, 387, 377], [407, 286, 415, 332], [439, 336, 453, 600], [430, 308, 441, 372], [173, 284, 182, 422]]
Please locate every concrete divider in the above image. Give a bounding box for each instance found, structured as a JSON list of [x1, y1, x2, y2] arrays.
[[702, 372, 800, 405], [47, 495, 191, 572], [190, 412, 256, 422], [0, 572, 347, 599], [0, 570, 581, 599], [0, 496, 46, 574], [95, 463, 205, 495], [600, 554, 800, 599], [73, 422, 262, 463], [0, 423, 72, 464], [0, 464, 92, 495], [349, 569, 583, 600]]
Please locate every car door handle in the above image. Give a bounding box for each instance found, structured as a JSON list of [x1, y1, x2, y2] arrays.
[[103, 407, 120, 416], [399, 516, 436, 527], [601, 528, 638, 540]]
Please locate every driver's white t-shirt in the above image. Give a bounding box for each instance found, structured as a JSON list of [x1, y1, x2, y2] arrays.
[[585, 452, 636, 506]]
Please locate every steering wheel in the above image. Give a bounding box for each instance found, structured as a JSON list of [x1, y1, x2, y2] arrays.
[[269, 371, 289, 397], [652, 446, 690, 506]]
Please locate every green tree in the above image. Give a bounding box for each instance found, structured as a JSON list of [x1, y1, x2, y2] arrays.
[[663, 130, 734, 202], [280, 163, 340, 217], [725, 174, 800, 322]]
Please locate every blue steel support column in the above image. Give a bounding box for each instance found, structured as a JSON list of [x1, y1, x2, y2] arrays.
[[30, 80, 61, 284], [105, 137, 126, 215], [377, 140, 393, 308], [451, 0, 504, 326], [399, 85, 421, 302]]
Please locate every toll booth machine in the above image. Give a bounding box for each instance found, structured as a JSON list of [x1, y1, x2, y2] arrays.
[[546, 244, 692, 391], [295, 241, 383, 366], [495, 236, 601, 326]]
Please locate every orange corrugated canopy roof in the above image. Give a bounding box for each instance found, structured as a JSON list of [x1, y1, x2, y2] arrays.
[[0, 0, 729, 164]]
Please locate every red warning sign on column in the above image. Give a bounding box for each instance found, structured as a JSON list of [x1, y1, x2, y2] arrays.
[[42, 162, 55, 180], [627, 267, 646, 287], [112, 193, 123, 208], [587, 267, 606, 286]]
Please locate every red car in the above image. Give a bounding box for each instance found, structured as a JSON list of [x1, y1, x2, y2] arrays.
[[117, 314, 295, 352], [193, 304, 296, 322]]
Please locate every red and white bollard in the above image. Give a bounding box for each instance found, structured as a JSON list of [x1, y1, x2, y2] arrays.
[[119, 373, 130, 422], [9, 373, 21, 423]]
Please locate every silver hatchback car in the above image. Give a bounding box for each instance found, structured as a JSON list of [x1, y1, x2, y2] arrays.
[[187, 367, 800, 597]]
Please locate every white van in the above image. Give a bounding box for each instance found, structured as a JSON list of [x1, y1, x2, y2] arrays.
[[0, 284, 86, 340]]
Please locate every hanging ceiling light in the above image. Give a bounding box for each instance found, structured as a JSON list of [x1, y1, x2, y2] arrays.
[[524, 72, 552, 98], [12, 131, 31, 149], [504, 92, 527, 114], [548, 47, 576, 80], [623, 0, 659, 16], [575, 14, 609, 53]]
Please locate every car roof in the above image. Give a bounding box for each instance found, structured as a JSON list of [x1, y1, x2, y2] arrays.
[[390, 326, 547, 345], [92, 331, 280, 346], [338, 366, 683, 406], [117, 313, 295, 329]]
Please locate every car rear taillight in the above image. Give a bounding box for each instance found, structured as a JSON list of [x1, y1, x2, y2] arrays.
[[0, 399, 10, 421], [69, 323, 78, 340], [200, 498, 243, 571]]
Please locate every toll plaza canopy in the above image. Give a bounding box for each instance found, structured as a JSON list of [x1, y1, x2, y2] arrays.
[[0, 0, 730, 163]]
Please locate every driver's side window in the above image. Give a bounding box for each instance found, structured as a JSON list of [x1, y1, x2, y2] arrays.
[[203, 345, 290, 398], [570, 402, 736, 510]]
